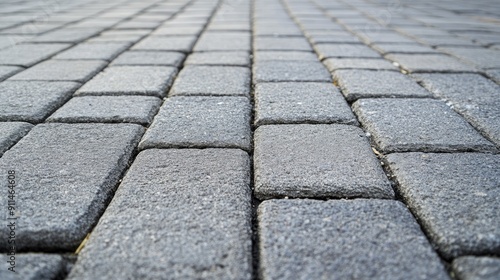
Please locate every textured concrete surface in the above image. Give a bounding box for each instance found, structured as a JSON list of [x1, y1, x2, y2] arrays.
[[452, 256, 500, 280], [0, 122, 33, 156], [0, 254, 65, 280]]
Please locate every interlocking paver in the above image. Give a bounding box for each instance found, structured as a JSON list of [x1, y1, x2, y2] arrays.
[[0, 66, 23, 81], [254, 51, 317, 62], [438, 47, 500, 69], [77, 66, 177, 97], [28, 28, 102, 43], [0, 81, 80, 122], [324, 58, 398, 71], [131, 36, 198, 52], [254, 82, 357, 126], [9, 60, 107, 83], [258, 199, 449, 280], [68, 149, 252, 280], [486, 69, 500, 84], [452, 256, 500, 280], [0, 123, 144, 251], [254, 124, 393, 199], [0, 122, 33, 156], [0, 254, 65, 280], [53, 42, 131, 61], [193, 32, 250, 51], [253, 61, 331, 83], [353, 98, 495, 153], [185, 51, 250, 66], [387, 153, 500, 259], [152, 26, 204, 36], [0, 43, 70, 67], [371, 43, 440, 54], [170, 65, 250, 96], [386, 54, 477, 73], [313, 43, 381, 59], [111, 51, 185, 66], [254, 37, 312, 51], [139, 96, 251, 151]]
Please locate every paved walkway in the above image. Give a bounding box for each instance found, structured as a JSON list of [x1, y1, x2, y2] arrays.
[[0, 0, 499, 279]]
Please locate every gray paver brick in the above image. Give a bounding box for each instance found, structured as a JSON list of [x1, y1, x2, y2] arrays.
[[28, 28, 101, 43], [254, 37, 312, 51], [314, 43, 381, 59], [193, 32, 250, 51], [324, 58, 398, 71], [68, 149, 252, 280], [111, 51, 185, 66], [53, 42, 131, 61], [254, 82, 357, 126], [371, 43, 440, 54], [170, 65, 250, 96], [152, 26, 204, 36], [77, 66, 177, 97], [254, 124, 393, 199], [254, 51, 318, 62], [9, 60, 107, 83], [0, 123, 144, 251], [0, 66, 23, 81], [253, 61, 331, 83], [353, 98, 496, 153], [0, 81, 80, 123], [0, 43, 70, 67], [131, 36, 198, 52], [0, 122, 33, 156], [386, 153, 500, 259], [486, 69, 500, 84], [47, 96, 161, 125], [452, 256, 500, 280], [185, 51, 250, 66], [439, 47, 500, 69], [334, 70, 431, 101], [386, 54, 477, 73], [258, 199, 449, 280], [139, 96, 251, 151], [0, 254, 65, 280]]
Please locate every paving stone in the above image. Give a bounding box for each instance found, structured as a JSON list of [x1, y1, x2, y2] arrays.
[[353, 98, 495, 153], [452, 256, 500, 280], [0, 122, 33, 156], [385, 54, 477, 73], [254, 24, 303, 37], [254, 124, 393, 199], [258, 199, 449, 280], [0, 81, 80, 123], [253, 61, 331, 83], [28, 28, 102, 43], [254, 82, 357, 126], [170, 66, 250, 96], [324, 58, 398, 71], [486, 69, 500, 84], [151, 26, 204, 36], [254, 37, 312, 51], [77, 66, 177, 97], [386, 153, 500, 259], [0, 123, 144, 251], [0, 66, 23, 81], [439, 47, 500, 69], [67, 149, 252, 280], [53, 42, 131, 61], [254, 51, 318, 62], [0, 254, 65, 280], [371, 43, 440, 54], [314, 43, 381, 59], [415, 73, 500, 146], [193, 32, 250, 52], [416, 36, 478, 47], [333, 70, 431, 101], [47, 96, 161, 125], [307, 34, 363, 44], [9, 60, 107, 83], [131, 36, 197, 52], [185, 51, 250, 66], [111, 51, 185, 66], [355, 31, 416, 44], [0, 43, 70, 67], [139, 96, 251, 151]]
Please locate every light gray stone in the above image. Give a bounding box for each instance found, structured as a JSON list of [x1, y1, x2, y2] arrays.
[[53, 42, 131, 61], [254, 37, 312, 51], [371, 43, 440, 54], [28, 28, 101, 43], [9, 60, 107, 83], [193, 32, 250, 51], [314, 43, 381, 59], [486, 69, 500, 84], [131, 36, 197, 52], [385, 54, 477, 73], [0, 254, 65, 280], [0, 44, 70, 67], [439, 47, 500, 69], [254, 51, 318, 62], [0, 66, 23, 81], [185, 51, 250, 66], [324, 58, 398, 71], [111, 51, 185, 66], [0, 122, 33, 156], [452, 256, 500, 280], [253, 61, 331, 83]]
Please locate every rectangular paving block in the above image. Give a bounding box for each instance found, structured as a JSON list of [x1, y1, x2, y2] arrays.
[[131, 36, 198, 52], [254, 124, 393, 199], [0, 254, 65, 280], [254, 51, 318, 62], [371, 43, 440, 54], [0, 81, 80, 123], [0, 122, 33, 156], [28, 28, 102, 43], [77, 66, 177, 97], [333, 70, 431, 101], [254, 82, 357, 126], [52, 42, 131, 61], [170, 66, 250, 96], [111, 51, 185, 66], [0, 123, 144, 251], [47, 96, 162, 125], [0, 66, 23, 81], [439, 47, 500, 69], [486, 69, 500, 84], [313, 43, 381, 60], [452, 256, 500, 280], [386, 153, 500, 259], [139, 96, 251, 151], [152, 26, 204, 36], [0, 43, 70, 67], [386, 54, 477, 73], [67, 149, 253, 280], [258, 199, 449, 280], [253, 61, 332, 83], [185, 51, 250, 66], [193, 32, 250, 52], [324, 58, 398, 71], [353, 98, 496, 153], [9, 60, 107, 83], [254, 37, 312, 51]]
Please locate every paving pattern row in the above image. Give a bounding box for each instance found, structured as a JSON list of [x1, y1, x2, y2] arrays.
[[0, 0, 499, 279]]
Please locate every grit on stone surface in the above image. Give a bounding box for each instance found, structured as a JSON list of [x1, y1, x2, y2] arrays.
[[9, 60, 107, 83], [0, 81, 80, 123], [254, 82, 357, 126], [170, 65, 250, 96], [258, 199, 449, 280], [0, 254, 65, 280], [387, 153, 500, 259], [0, 122, 33, 156], [47, 96, 162, 124], [53, 42, 131, 61], [385, 54, 477, 73], [353, 98, 496, 153], [0, 123, 144, 251], [139, 96, 251, 151], [452, 257, 500, 280], [67, 149, 253, 280], [254, 124, 393, 199], [76, 66, 177, 97], [111, 51, 186, 66], [253, 61, 332, 83], [0, 43, 70, 67]]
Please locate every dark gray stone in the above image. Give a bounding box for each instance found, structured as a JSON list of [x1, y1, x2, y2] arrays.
[[0, 43, 70, 67], [194, 32, 250, 52], [386, 153, 500, 259], [0, 122, 33, 156], [452, 257, 500, 280], [333, 70, 431, 101], [0, 254, 65, 280], [258, 199, 449, 280], [67, 149, 252, 280], [385, 54, 477, 73], [324, 58, 398, 71], [47, 96, 162, 125], [170, 66, 250, 96], [0, 81, 80, 123], [254, 82, 357, 126], [253, 61, 331, 83], [254, 51, 318, 62], [254, 37, 312, 51], [111, 51, 185, 66], [254, 124, 393, 199], [353, 98, 495, 153], [185, 51, 250, 66], [0, 123, 144, 251], [371, 43, 440, 54], [10, 60, 107, 83], [0, 66, 23, 81], [131, 36, 197, 52], [314, 43, 381, 59], [77, 66, 177, 97], [439, 47, 500, 69], [139, 96, 251, 151], [53, 42, 131, 61]]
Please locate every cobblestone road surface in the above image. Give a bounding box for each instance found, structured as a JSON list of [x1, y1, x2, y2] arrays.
[[0, 0, 499, 279]]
